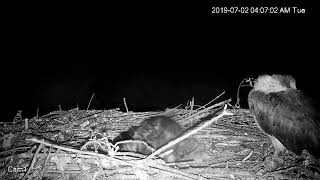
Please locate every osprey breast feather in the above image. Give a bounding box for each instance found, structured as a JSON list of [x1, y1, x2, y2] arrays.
[[248, 74, 320, 158]]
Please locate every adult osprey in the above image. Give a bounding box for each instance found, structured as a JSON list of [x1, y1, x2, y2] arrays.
[[248, 74, 320, 169]]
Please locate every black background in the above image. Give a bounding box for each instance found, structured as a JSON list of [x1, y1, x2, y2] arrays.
[[1, 1, 318, 121]]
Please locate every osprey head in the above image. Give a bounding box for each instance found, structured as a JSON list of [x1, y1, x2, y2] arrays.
[[253, 74, 296, 94]]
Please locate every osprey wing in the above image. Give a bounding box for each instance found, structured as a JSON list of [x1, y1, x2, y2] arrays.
[[248, 89, 320, 157]]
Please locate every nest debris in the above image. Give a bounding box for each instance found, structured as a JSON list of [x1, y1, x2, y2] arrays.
[[0, 97, 319, 180]]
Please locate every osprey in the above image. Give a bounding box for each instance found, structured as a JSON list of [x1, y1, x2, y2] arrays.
[[248, 74, 320, 168]]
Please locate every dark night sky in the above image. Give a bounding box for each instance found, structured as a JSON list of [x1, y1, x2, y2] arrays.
[[2, 1, 318, 121]]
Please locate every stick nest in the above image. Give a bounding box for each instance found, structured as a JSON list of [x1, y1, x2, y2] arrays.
[[0, 98, 319, 180]]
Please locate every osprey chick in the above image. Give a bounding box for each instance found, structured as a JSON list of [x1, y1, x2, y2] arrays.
[[248, 74, 320, 168]]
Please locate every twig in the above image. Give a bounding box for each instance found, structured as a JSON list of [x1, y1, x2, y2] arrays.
[[235, 78, 253, 108], [188, 97, 194, 116], [171, 104, 182, 110], [195, 91, 225, 111], [260, 166, 307, 179], [242, 150, 253, 162], [115, 152, 147, 159], [26, 138, 204, 180], [225, 161, 229, 169], [158, 104, 182, 116], [100, 159, 205, 180], [145, 160, 207, 180], [123, 97, 129, 113], [40, 146, 52, 177], [22, 143, 43, 180], [147, 104, 233, 160], [87, 93, 95, 110], [0, 147, 31, 156], [24, 119, 28, 130], [183, 98, 231, 122], [36, 108, 39, 118], [27, 138, 136, 166], [27, 138, 90, 155]]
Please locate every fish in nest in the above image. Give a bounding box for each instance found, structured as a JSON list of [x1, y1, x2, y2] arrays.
[[113, 116, 210, 163]]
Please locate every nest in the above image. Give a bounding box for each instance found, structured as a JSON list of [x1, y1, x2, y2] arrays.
[[0, 96, 319, 180]]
